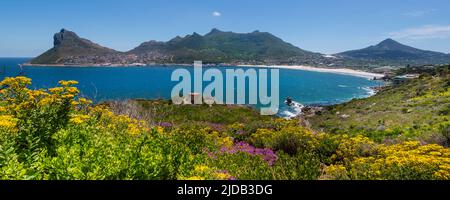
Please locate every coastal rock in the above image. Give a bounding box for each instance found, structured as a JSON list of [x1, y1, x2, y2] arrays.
[[53, 29, 66, 46], [301, 106, 324, 117], [340, 114, 350, 119]]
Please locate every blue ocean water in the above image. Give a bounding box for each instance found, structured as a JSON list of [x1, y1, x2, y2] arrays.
[[0, 58, 382, 117]]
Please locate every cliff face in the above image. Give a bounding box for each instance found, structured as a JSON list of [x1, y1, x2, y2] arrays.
[[30, 29, 118, 64]]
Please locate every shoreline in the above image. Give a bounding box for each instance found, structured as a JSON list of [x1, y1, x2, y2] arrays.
[[22, 63, 385, 79], [237, 64, 385, 79], [18, 61, 385, 119]]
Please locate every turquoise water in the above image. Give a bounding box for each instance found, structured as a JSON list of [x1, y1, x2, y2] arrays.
[[0, 58, 382, 117]]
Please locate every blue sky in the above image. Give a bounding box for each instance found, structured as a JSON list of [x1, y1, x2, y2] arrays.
[[1, 0, 450, 57]]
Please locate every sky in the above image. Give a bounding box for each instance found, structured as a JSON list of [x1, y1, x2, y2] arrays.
[[1, 0, 450, 57]]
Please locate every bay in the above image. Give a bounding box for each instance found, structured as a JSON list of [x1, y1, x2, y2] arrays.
[[0, 58, 382, 117]]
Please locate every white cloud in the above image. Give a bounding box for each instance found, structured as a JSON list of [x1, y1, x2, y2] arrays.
[[212, 11, 221, 17], [388, 25, 450, 40], [402, 9, 437, 17]]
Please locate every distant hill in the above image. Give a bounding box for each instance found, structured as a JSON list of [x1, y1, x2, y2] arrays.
[[129, 28, 321, 63], [337, 38, 450, 66], [30, 29, 118, 64]]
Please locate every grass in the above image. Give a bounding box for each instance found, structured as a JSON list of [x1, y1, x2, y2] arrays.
[[135, 99, 273, 125], [105, 99, 276, 137]]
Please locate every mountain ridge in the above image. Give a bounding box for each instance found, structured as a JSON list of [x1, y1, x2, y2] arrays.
[[337, 38, 450, 66], [29, 28, 450, 68], [127, 28, 321, 64]]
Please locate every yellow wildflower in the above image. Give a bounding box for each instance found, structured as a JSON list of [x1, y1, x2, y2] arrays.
[[59, 80, 79, 86], [49, 87, 64, 94], [61, 94, 75, 99], [0, 76, 31, 87], [65, 87, 79, 94], [321, 165, 349, 180], [0, 115, 17, 129], [127, 123, 141, 136], [155, 126, 164, 134], [38, 96, 56, 106], [194, 165, 210, 173], [69, 114, 91, 124], [433, 170, 450, 180], [214, 172, 232, 180], [78, 98, 92, 105], [218, 137, 234, 148], [185, 176, 205, 180]]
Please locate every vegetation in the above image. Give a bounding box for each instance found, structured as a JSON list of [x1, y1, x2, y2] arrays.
[[308, 66, 450, 145], [1, 75, 449, 180]]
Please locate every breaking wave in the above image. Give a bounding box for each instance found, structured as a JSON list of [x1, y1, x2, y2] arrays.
[[279, 101, 305, 119]]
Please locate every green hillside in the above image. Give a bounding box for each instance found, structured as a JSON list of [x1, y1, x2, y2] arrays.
[[307, 65, 450, 144], [1, 76, 449, 180], [129, 28, 321, 64]]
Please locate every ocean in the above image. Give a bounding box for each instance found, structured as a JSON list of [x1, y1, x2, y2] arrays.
[[0, 58, 383, 117]]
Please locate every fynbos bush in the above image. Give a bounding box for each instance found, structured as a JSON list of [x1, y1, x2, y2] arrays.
[[1, 77, 449, 180]]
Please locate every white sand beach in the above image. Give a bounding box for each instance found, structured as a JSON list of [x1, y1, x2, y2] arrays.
[[237, 65, 385, 79]]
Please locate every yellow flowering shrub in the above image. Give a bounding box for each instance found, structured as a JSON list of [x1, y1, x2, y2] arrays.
[[320, 165, 350, 180], [69, 114, 91, 124], [1, 76, 449, 180], [250, 120, 320, 155], [179, 165, 235, 180], [155, 126, 164, 134], [334, 135, 377, 163], [185, 176, 205, 180], [0, 77, 175, 180], [0, 115, 18, 132], [322, 141, 450, 180], [217, 136, 234, 148], [0, 76, 31, 88], [87, 105, 149, 137]]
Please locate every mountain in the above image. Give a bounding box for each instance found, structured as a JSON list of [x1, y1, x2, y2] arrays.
[[128, 28, 321, 64], [30, 29, 118, 64], [29, 28, 322, 65], [337, 38, 450, 66], [29, 29, 450, 68]]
